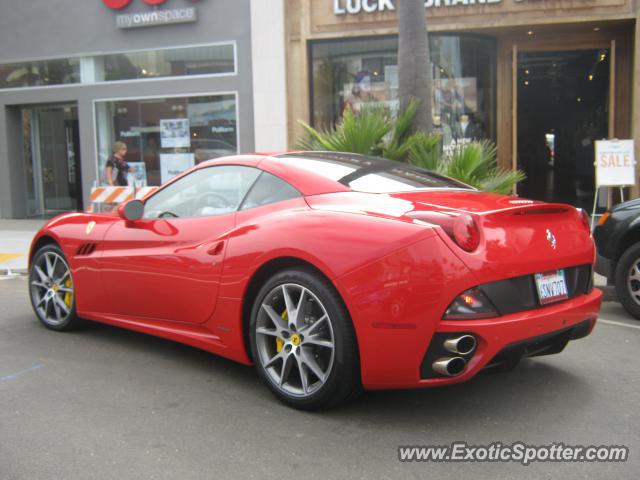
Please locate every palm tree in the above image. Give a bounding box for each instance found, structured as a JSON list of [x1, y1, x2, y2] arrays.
[[397, 0, 432, 134], [298, 105, 525, 195]]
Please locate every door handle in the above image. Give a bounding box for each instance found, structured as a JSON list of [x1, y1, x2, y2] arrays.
[[206, 241, 225, 256]]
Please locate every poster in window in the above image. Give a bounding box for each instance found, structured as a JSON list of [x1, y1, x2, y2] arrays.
[[160, 153, 195, 185], [127, 162, 148, 187], [160, 118, 191, 148], [433, 78, 478, 115]]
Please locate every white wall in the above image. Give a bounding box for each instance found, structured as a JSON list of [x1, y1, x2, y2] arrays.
[[250, 0, 288, 152]]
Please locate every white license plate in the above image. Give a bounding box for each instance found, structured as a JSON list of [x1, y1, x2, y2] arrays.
[[534, 270, 569, 305]]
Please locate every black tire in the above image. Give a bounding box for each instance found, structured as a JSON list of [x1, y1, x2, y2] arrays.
[[249, 268, 361, 410], [614, 242, 640, 320], [29, 244, 83, 331]]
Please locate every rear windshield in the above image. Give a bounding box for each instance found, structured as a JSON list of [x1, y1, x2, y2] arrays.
[[276, 152, 473, 193]]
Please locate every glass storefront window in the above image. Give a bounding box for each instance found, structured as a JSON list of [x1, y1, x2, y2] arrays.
[[310, 35, 496, 150], [0, 58, 80, 89], [95, 94, 238, 187], [97, 44, 235, 81], [0, 43, 234, 89]]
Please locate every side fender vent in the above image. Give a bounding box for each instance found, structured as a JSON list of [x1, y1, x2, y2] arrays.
[[76, 243, 97, 256]]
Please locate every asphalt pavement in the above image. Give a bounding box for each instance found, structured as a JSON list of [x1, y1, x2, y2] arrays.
[[1, 275, 639, 480]]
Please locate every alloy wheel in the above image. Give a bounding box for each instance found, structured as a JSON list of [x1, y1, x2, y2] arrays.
[[255, 283, 335, 397], [627, 259, 640, 307], [30, 251, 74, 326]]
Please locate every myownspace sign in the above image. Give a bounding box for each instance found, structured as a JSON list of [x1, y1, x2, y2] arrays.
[[116, 7, 197, 28]]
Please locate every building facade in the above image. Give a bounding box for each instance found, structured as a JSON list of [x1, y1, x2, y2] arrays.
[[2, 0, 639, 218], [285, 0, 640, 210], [0, 0, 287, 218]]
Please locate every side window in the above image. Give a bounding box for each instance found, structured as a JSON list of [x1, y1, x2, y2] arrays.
[[240, 172, 301, 210], [143, 165, 261, 219]]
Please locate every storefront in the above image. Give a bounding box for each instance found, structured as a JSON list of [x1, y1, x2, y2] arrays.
[[285, 0, 640, 210], [0, 0, 286, 218]]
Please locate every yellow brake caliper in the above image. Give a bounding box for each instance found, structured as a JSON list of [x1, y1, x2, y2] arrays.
[[63, 278, 73, 309], [276, 310, 287, 353]]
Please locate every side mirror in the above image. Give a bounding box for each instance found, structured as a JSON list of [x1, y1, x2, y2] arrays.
[[118, 199, 144, 221]]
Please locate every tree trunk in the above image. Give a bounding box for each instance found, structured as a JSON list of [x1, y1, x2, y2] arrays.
[[398, 0, 433, 133]]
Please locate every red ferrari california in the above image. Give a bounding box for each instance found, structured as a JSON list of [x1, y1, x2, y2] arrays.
[[29, 152, 602, 409]]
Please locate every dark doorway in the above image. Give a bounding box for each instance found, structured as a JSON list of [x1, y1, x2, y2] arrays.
[[517, 49, 610, 210], [22, 104, 82, 216]]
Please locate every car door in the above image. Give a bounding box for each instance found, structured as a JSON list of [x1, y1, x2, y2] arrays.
[[98, 165, 262, 324]]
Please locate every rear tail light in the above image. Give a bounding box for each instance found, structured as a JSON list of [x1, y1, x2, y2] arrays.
[[452, 214, 480, 252], [409, 211, 480, 252], [444, 288, 499, 320]]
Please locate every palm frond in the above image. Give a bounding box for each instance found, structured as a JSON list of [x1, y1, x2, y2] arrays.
[[297, 107, 391, 155], [296, 109, 524, 194], [478, 169, 526, 194], [407, 132, 443, 172]]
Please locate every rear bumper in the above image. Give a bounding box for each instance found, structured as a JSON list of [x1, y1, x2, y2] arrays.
[[362, 288, 602, 390]]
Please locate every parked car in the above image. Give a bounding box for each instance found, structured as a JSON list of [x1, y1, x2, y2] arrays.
[[28, 152, 602, 410], [594, 198, 640, 318]]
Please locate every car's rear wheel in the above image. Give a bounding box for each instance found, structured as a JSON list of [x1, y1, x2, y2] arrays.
[[615, 242, 640, 319], [29, 244, 82, 331], [249, 268, 360, 410]]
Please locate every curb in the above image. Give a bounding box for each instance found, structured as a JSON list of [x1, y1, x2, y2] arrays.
[[0, 268, 27, 277]]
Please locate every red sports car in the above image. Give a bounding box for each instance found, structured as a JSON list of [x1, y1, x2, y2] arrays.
[[28, 152, 602, 409]]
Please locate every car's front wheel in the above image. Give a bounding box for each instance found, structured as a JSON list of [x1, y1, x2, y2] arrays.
[[249, 268, 360, 410], [615, 242, 640, 319], [29, 244, 82, 331]]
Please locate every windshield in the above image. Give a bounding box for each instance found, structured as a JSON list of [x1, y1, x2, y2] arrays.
[[275, 152, 473, 193]]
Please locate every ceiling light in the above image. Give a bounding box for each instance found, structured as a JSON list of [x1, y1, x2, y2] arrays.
[[577, 97, 582, 103], [524, 80, 530, 86], [588, 74, 594, 81], [525, 69, 530, 75], [527, 30, 534, 36], [593, 27, 600, 32]]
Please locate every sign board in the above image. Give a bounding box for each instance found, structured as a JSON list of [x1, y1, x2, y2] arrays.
[[160, 118, 191, 148], [127, 162, 148, 187], [116, 7, 197, 28], [160, 153, 195, 184], [595, 140, 636, 187], [331, 0, 625, 16]]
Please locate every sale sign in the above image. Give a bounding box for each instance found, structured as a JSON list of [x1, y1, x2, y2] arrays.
[[595, 139, 636, 187]]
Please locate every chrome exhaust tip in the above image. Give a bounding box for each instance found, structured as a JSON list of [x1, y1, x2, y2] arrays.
[[443, 335, 477, 355], [432, 357, 466, 377]]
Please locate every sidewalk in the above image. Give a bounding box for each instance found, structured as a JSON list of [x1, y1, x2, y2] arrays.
[[0, 219, 47, 275]]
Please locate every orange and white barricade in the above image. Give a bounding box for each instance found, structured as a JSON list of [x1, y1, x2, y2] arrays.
[[88, 186, 159, 213]]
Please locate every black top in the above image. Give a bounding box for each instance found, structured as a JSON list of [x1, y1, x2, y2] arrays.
[[275, 151, 473, 193], [106, 155, 129, 186]]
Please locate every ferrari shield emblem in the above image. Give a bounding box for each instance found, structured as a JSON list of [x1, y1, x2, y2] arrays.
[[546, 229, 557, 250]]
